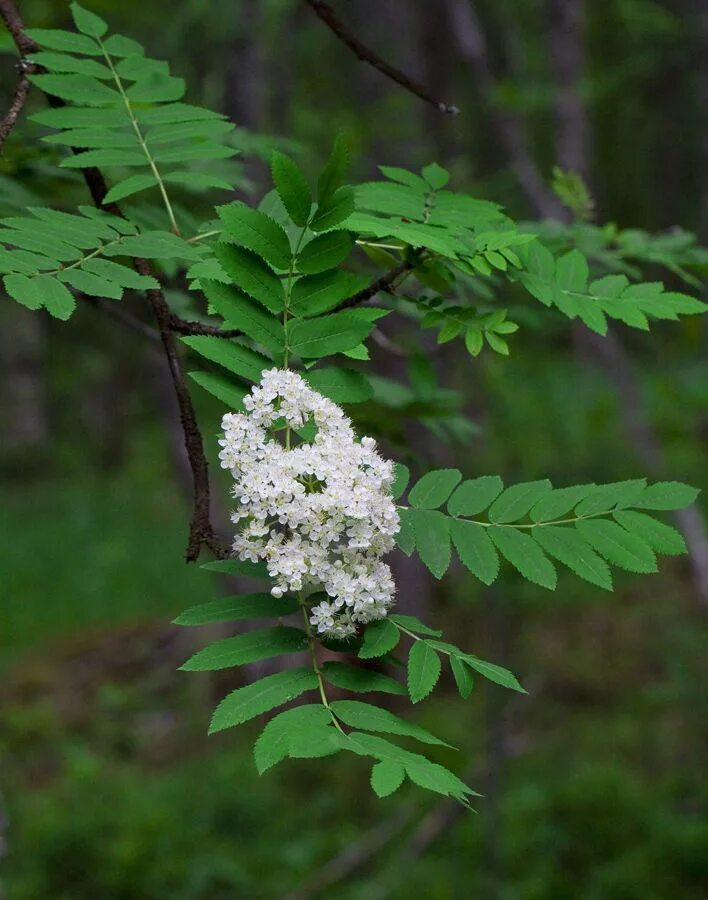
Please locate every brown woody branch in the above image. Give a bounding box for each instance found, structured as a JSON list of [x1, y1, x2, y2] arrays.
[[0, 0, 33, 55], [338, 260, 413, 310], [304, 0, 459, 115], [0, 62, 31, 147], [168, 314, 242, 338], [85, 299, 241, 343], [0, 0, 225, 562]]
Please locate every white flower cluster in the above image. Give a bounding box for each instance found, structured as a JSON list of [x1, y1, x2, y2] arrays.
[[218, 369, 400, 638]]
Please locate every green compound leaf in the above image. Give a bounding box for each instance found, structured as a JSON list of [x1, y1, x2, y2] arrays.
[[271, 151, 312, 226], [391, 463, 410, 501], [370, 760, 406, 798], [449, 655, 474, 699], [217, 201, 292, 271], [395, 507, 416, 556], [303, 367, 373, 404], [201, 278, 285, 355], [127, 74, 186, 104], [174, 593, 297, 626], [421, 162, 450, 189], [575, 519, 657, 573], [180, 627, 308, 671], [189, 371, 248, 409], [488, 526, 557, 589], [254, 705, 331, 774], [633, 481, 700, 511], [289, 311, 372, 359], [404, 760, 475, 804], [297, 231, 353, 274], [574, 479, 647, 517], [321, 662, 406, 695], [378, 166, 429, 191], [4, 273, 43, 311], [290, 270, 368, 317], [28, 51, 111, 78], [34, 275, 76, 320], [103, 174, 157, 204], [105, 232, 198, 259], [407, 641, 442, 703], [26, 28, 104, 55], [311, 186, 355, 232], [389, 614, 442, 638], [342, 732, 475, 803], [0, 226, 78, 261], [82, 258, 158, 289], [287, 723, 343, 762], [450, 519, 499, 585], [409, 469, 462, 510], [102, 33, 144, 56], [459, 654, 526, 693], [613, 510, 687, 555], [182, 335, 271, 384], [447, 475, 504, 517], [57, 268, 121, 299], [487, 480, 552, 523], [61, 148, 146, 167], [216, 243, 285, 313], [358, 619, 400, 659], [209, 667, 318, 734], [330, 700, 451, 747], [317, 133, 349, 204], [533, 525, 613, 589], [529, 484, 596, 522], [70, 2, 108, 37], [408, 508, 451, 579]]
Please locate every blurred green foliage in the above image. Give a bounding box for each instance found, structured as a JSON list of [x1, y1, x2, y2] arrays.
[[1, 0, 707, 896]]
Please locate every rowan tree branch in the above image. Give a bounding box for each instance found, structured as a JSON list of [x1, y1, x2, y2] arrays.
[[87, 299, 241, 343], [0, 62, 31, 147], [0, 0, 34, 55], [167, 315, 242, 338], [0, 0, 226, 562], [303, 0, 459, 115], [338, 261, 413, 310]]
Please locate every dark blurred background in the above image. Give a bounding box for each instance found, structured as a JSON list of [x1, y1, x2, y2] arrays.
[[1, 1, 707, 898]]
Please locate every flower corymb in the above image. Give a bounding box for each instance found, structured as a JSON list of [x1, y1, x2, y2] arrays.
[[218, 369, 400, 638]]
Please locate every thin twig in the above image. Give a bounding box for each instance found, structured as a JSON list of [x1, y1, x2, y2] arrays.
[[87, 300, 241, 342], [137, 266, 228, 561], [303, 0, 459, 115], [0, 0, 35, 55], [168, 314, 242, 338], [338, 261, 413, 310], [0, 63, 31, 147]]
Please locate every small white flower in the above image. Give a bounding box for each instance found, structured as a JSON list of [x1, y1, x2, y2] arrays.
[[218, 369, 399, 637]]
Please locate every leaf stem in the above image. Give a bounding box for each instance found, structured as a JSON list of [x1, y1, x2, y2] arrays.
[[396, 504, 617, 530], [298, 595, 345, 735], [98, 38, 181, 236], [187, 228, 221, 244], [282, 226, 308, 368], [28, 236, 124, 279]]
